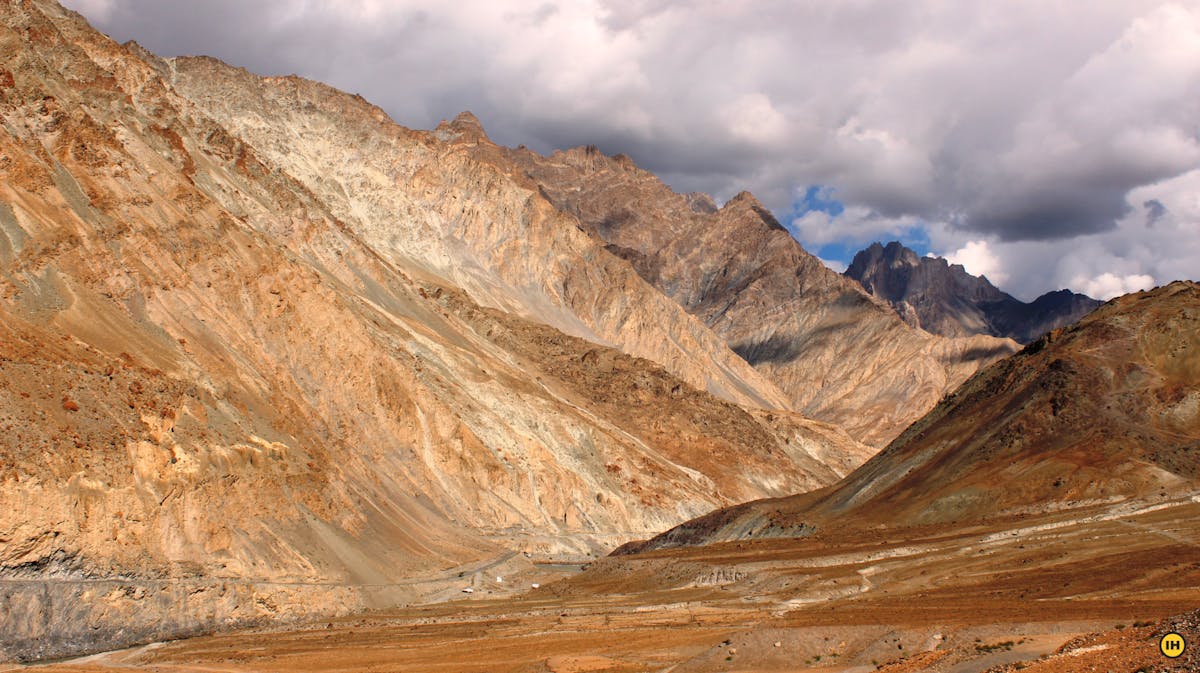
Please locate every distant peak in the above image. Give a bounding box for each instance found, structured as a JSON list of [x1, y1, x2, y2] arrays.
[[122, 40, 170, 75], [848, 241, 920, 273], [611, 153, 637, 170], [726, 190, 761, 208], [722, 191, 785, 232], [452, 110, 481, 126], [437, 110, 491, 144], [879, 241, 920, 263]]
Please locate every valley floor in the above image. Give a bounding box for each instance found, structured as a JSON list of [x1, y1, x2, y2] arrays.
[[23, 495, 1200, 673]]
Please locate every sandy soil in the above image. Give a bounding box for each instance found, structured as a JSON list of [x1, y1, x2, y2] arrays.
[[26, 495, 1198, 673]]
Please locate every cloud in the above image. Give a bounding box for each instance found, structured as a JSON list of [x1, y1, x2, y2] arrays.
[[789, 206, 918, 249], [945, 241, 1008, 286], [927, 166, 1200, 300], [818, 258, 847, 274], [62, 0, 114, 20], [59, 0, 1200, 298], [1070, 272, 1156, 300]]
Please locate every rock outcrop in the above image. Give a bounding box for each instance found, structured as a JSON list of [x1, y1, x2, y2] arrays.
[[0, 0, 871, 660], [507, 147, 1018, 446], [846, 241, 1101, 342]]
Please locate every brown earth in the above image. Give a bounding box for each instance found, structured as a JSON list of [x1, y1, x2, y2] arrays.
[[2, 0, 1194, 668], [30, 495, 1200, 672]]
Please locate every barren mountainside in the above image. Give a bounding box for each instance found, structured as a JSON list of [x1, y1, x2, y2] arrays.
[[508, 147, 1019, 445], [846, 241, 1101, 342], [0, 0, 872, 659], [3, 2, 1196, 671], [626, 281, 1200, 551], [162, 59, 793, 414]]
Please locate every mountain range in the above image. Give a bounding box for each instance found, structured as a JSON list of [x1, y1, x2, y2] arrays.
[[2, 1, 1184, 667], [508, 147, 1018, 445], [621, 280, 1200, 552]]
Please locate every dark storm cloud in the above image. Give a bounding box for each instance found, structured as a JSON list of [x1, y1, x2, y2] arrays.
[[62, 0, 1200, 298]]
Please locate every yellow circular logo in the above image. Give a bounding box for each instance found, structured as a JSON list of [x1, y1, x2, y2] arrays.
[[1160, 632, 1186, 658]]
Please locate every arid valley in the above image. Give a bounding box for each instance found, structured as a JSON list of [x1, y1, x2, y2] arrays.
[[2, 1, 1198, 671]]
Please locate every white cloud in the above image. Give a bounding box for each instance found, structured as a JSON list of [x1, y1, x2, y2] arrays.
[[61, 0, 1200, 298], [1070, 272, 1156, 300], [929, 167, 1200, 300], [945, 240, 1009, 286], [790, 206, 918, 248], [722, 93, 788, 145], [819, 258, 848, 274]]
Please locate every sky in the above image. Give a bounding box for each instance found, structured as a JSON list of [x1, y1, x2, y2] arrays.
[[62, 0, 1199, 300]]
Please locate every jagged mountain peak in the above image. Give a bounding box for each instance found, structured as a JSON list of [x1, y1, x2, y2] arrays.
[[846, 240, 1100, 343], [720, 190, 786, 232], [849, 240, 925, 273]]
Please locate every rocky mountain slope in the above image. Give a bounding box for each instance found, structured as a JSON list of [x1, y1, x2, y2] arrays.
[[507, 147, 1018, 445], [0, 0, 872, 659], [846, 241, 1101, 342], [625, 281, 1200, 550], [162, 61, 792, 414]]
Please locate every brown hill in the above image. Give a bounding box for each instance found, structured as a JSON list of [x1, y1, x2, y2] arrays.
[[0, 0, 870, 659], [625, 281, 1200, 550], [507, 146, 1018, 446]]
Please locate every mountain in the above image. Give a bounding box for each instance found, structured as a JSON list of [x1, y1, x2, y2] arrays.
[[846, 241, 1101, 343], [506, 147, 1019, 446], [159, 63, 791, 415], [623, 281, 1200, 550], [0, 0, 871, 659]]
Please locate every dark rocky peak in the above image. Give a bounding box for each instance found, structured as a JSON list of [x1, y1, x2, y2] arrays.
[[880, 240, 922, 267], [550, 145, 630, 174], [845, 241, 1101, 343]]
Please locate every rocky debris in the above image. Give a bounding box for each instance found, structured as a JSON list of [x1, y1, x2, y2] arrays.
[[846, 241, 1101, 343], [978, 610, 1200, 672]]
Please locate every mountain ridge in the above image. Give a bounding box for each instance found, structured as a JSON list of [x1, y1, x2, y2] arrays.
[[507, 145, 1019, 446], [846, 240, 1102, 343], [620, 280, 1200, 552], [0, 0, 871, 659]]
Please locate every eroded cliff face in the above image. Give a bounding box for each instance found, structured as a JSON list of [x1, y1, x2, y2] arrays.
[[507, 146, 1019, 446], [0, 0, 871, 659]]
